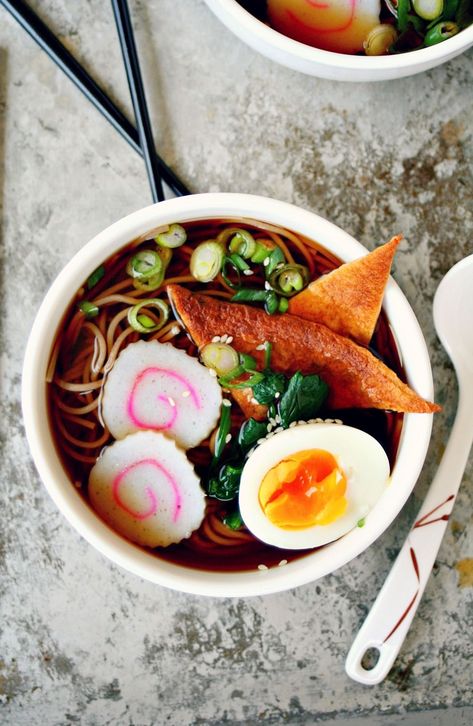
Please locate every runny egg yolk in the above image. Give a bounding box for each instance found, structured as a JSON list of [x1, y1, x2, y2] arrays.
[[258, 449, 347, 529]]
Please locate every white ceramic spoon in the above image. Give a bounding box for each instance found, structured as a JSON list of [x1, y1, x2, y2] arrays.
[[345, 254, 473, 685]]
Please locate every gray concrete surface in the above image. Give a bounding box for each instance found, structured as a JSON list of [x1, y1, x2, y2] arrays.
[[1, 1, 472, 724]]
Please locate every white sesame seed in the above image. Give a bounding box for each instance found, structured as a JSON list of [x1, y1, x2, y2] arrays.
[[264, 281, 271, 290], [258, 564, 268, 571], [269, 418, 276, 426], [275, 414, 281, 423], [267, 423, 273, 433], [243, 269, 254, 276], [289, 421, 297, 428], [298, 420, 307, 425], [276, 262, 285, 270], [334, 419, 343, 425], [222, 399, 231, 407], [168, 397, 176, 407], [226, 336, 233, 344], [220, 334, 228, 343], [274, 392, 281, 399], [171, 326, 180, 335], [266, 432, 275, 439], [212, 336, 221, 343], [325, 418, 334, 424], [208, 368, 217, 377], [182, 390, 191, 398], [274, 426, 283, 433], [263, 257, 270, 267], [256, 344, 266, 351], [315, 418, 323, 423], [225, 433, 232, 444], [251, 397, 259, 405], [278, 559, 288, 567], [257, 438, 266, 445]]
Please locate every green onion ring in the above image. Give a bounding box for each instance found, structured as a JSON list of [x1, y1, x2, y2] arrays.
[[128, 299, 169, 334], [269, 264, 309, 297], [126, 249, 163, 281]]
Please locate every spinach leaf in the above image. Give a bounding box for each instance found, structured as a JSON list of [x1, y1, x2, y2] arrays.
[[252, 371, 286, 404], [238, 418, 268, 451], [278, 371, 329, 429], [456, 0, 473, 28], [207, 463, 243, 501]]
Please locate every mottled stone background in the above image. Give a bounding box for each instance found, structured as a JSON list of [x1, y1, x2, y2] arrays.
[[1, 1, 472, 724]]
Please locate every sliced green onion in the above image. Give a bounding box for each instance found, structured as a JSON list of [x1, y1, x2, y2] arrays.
[[424, 19, 459, 43], [357, 518, 366, 528], [223, 509, 244, 531], [229, 253, 250, 272], [231, 288, 267, 303], [265, 247, 286, 277], [136, 314, 156, 329], [269, 264, 309, 297], [155, 223, 187, 249], [412, 0, 444, 19], [219, 372, 265, 389], [201, 343, 240, 376], [251, 240, 276, 264], [132, 270, 165, 291], [228, 229, 256, 259], [212, 402, 232, 464], [221, 363, 246, 382], [156, 245, 173, 268], [78, 300, 99, 318], [190, 241, 224, 283], [263, 341, 272, 370], [264, 291, 279, 315], [86, 265, 105, 290], [278, 297, 289, 313], [221, 256, 242, 290], [128, 299, 169, 334], [363, 24, 399, 55], [239, 353, 257, 371], [126, 249, 163, 280], [397, 0, 410, 31]]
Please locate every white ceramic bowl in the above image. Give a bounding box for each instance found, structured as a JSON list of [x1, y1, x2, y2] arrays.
[[22, 193, 434, 597], [204, 0, 473, 81]]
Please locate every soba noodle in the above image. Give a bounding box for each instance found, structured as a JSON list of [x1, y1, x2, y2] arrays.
[[48, 219, 403, 571]]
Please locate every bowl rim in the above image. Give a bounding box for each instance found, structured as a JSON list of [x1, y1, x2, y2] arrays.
[[22, 193, 434, 597], [204, 0, 473, 71]]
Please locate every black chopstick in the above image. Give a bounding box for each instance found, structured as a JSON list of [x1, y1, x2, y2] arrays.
[[111, 0, 165, 204], [1, 0, 191, 198]]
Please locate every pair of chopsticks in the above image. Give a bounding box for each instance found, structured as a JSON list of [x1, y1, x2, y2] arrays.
[[2, 0, 189, 201]]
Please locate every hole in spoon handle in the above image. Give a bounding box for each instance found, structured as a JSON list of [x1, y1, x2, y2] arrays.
[[345, 639, 399, 685]]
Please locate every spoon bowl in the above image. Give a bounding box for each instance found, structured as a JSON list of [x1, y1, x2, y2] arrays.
[[433, 255, 473, 379], [346, 252, 473, 685]]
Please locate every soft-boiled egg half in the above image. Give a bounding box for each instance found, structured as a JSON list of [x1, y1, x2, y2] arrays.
[[239, 423, 390, 549]]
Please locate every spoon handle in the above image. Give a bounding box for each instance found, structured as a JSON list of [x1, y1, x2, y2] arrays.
[[345, 392, 473, 685]]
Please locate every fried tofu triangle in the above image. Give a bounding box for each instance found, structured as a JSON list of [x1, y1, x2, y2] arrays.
[[167, 284, 439, 414], [288, 236, 402, 346]]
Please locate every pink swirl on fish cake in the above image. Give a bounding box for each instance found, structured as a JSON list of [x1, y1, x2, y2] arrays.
[[126, 366, 201, 431], [286, 0, 357, 34], [112, 457, 182, 521]]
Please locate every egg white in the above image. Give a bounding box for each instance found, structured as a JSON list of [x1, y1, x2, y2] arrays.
[[239, 424, 390, 550]]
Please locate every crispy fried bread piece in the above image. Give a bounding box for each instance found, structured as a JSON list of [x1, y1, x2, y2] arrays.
[[288, 235, 402, 346], [232, 388, 268, 421], [168, 284, 439, 414]]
